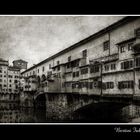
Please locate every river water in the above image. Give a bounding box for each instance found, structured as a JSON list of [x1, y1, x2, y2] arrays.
[[0, 102, 140, 123]]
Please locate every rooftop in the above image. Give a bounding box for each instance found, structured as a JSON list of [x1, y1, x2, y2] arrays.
[[13, 59, 28, 63]]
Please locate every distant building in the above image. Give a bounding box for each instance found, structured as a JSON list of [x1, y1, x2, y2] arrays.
[[13, 59, 28, 72], [8, 66, 20, 94], [0, 58, 27, 101], [0, 58, 9, 94]]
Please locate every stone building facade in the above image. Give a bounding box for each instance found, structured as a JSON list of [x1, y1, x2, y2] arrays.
[[0, 58, 27, 101]]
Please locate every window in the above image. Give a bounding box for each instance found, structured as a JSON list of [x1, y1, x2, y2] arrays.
[[57, 66, 60, 71], [9, 89, 12, 92], [81, 82, 88, 88], [4, 85, 7, 87], [0, 79, 2, 82], [103, 82, 114, 89], [81, 68, 88, 75], [128, 42, 133, 51], [57, 61, 60, 65], [89, 82, 93, 89], [90, 65, 99, 73], [103, 41, 110, 51], [0, 75, 2, 77], [118, 81, 134, 89], [9, 79, 12, 82], [104, 65, 109, 71], [135, 28, 140, 38], [136, 57, 140, 67], [67, 63, 71, 69], [4, 75, 6, 77], [68, 56, 71, 62], [0, 70, 2, 73], [73, 72, 75, 78], [42, 66, 45, 72], [15, 76, 18, 78], [111, 63, 116, 70], [33, 71, 35, 75], [9, 84, 11, 87], [72, 83, 76, 89], [120, 45, 125, 53], [15, 85, 18, 89], [76, 71, 79, 77], [49, 64, 51, 69], [73, 71, 79, 77], [121, 60, 133, 69], [82, 49, 87, 58], [8, 75, 12, 78]]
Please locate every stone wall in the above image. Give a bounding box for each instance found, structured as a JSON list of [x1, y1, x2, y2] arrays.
[[45, 93, 93, 121]]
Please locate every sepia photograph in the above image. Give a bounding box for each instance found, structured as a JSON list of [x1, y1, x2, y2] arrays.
[[0, 15, 140, 124]]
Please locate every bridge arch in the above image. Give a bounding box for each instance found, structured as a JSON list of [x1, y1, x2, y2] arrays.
[[34, 92, 46, 109]]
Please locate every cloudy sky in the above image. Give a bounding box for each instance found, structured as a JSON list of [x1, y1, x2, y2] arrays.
[[0, 16, 124, 68]]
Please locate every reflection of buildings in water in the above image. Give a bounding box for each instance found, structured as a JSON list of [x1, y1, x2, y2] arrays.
[[19, 108, 36, 122], [0, 102, 46, 123], [0, 103, 19, 123], [0, 103, 34, 123]]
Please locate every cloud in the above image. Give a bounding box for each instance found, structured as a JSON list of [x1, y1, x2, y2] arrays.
[[0, 16, 124, 68]]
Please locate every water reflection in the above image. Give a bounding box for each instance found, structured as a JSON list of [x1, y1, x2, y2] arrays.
[[0, 102, 46, 123], [0, 102, 140, 123]]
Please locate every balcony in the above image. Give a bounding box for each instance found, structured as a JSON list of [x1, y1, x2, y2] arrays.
[[90, 53, 119, 65], [101, 53, 119, 63]]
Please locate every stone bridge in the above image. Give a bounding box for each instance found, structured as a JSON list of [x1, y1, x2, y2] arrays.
[[31, 91, 136, 121]]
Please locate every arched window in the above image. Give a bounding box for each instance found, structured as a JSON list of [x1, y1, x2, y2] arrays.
[[41, 74, 46, 82]]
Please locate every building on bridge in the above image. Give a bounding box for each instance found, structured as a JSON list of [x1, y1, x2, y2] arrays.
[[21, 16, 140, 98]]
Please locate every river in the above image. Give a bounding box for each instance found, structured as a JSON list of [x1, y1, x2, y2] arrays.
[[0, 102, 140, 123]]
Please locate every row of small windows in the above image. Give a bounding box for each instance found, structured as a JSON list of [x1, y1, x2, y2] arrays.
[[66, 60, 79, 69], [0, 75, 18, 78], [121, 60, 133, 69], [81, 68, 88, 75], [80, 64, 116, 75], [104, 63, 116, 71], [0, 70, 7, 73], [118, 81, 134, 89], [90, 65, 100, 73], [65, 80, 134, 90]]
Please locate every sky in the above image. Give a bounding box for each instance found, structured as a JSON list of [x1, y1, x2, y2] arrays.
[[0, 16, 124, 68]]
